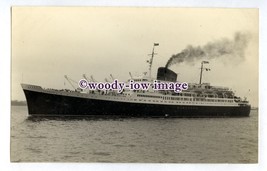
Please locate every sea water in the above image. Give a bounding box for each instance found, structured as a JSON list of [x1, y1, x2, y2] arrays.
[[10, 106, 258, 163]]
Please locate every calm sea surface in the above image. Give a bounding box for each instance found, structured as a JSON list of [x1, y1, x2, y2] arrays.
[[11, 106, 258, 163]]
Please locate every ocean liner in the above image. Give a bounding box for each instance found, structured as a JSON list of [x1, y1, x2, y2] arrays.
[[21, 44, 251, 117]]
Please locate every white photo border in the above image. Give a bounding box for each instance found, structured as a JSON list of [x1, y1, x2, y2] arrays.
[[1, 0, 266, 171]]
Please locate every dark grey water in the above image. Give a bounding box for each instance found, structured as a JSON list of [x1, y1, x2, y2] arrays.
[[11, 106, 258, 163]]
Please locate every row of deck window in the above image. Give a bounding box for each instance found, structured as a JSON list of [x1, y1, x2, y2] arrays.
[[136, 94, 233, 103]]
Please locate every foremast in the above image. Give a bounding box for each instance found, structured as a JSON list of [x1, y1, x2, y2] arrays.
[[148, 43, 159, 80]]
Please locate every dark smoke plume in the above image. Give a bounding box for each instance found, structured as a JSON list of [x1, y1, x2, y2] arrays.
[[165, 32, 251, 68]]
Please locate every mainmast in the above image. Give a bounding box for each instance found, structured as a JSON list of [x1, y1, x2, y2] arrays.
[[148, 43, 159, 80], [199, 61, 210, 84]]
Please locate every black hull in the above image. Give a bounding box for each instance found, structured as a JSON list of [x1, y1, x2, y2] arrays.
[[22, 89, 251, 117]]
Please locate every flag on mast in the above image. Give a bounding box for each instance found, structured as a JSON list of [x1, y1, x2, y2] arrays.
[[154, 43, 159, 46]]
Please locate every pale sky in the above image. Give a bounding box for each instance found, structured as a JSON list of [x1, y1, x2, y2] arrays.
[[11, 7, 258, 106]]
